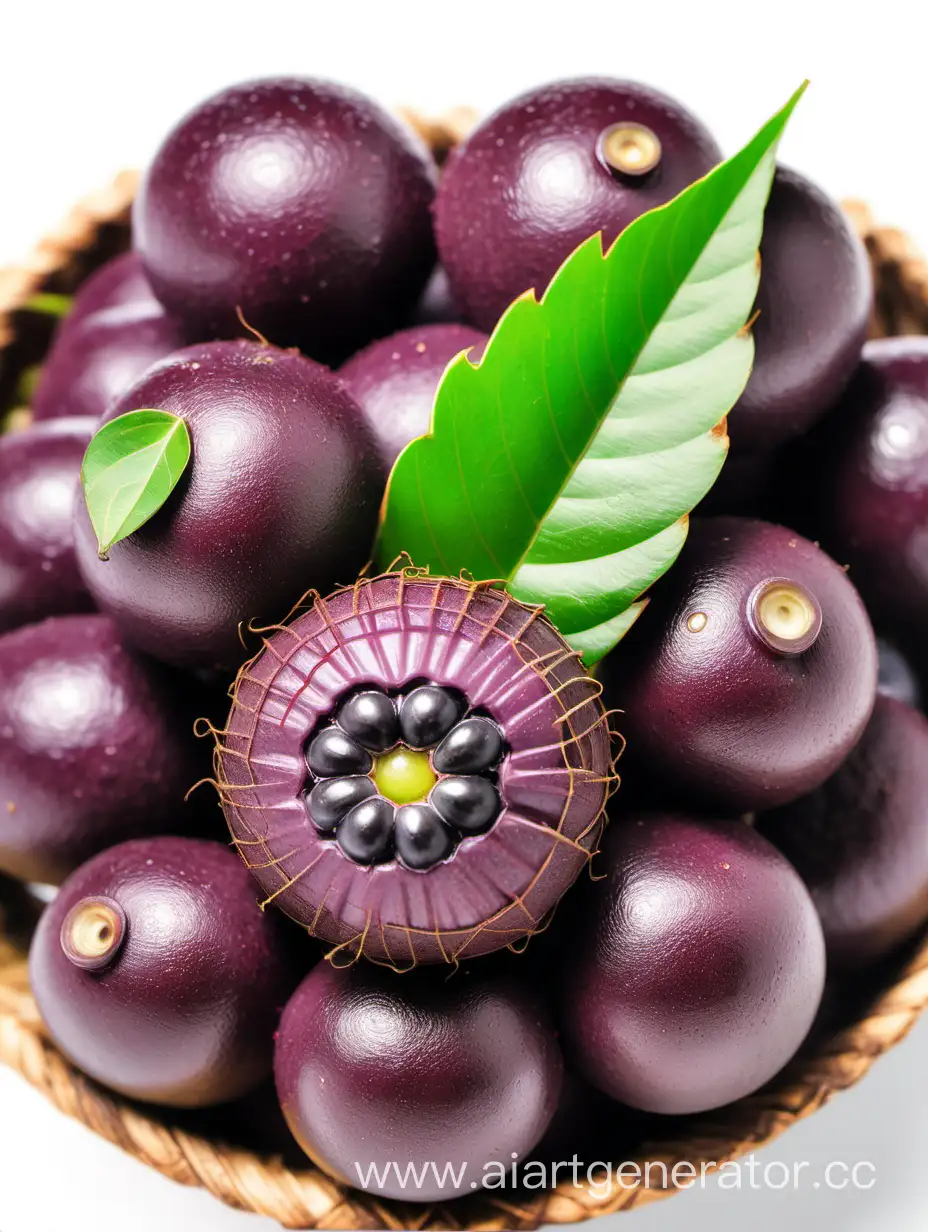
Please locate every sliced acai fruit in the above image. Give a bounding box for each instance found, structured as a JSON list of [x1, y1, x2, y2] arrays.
[[434, 77, 721, 331], [558, 812, 825, 1114], [216, 574, 613, 966], [274, 959, 562, 1200], [759, 696, 928, 970], [31, 301, 184, 422], [0, 614, 209, 884], [53, 251, 162, 345], [338, 323, 487, 466], [30, 837, 301, 1107], [0, 417, 96, 633], [134, 77, 437, 361], [601, 517, 877, 812], [73, 340, 384, 671]]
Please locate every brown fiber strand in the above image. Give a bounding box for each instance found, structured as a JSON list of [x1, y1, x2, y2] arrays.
[[1, 119, 927, 1229]]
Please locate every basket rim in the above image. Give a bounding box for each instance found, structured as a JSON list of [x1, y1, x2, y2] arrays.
[[3, 112, 928, 1231]]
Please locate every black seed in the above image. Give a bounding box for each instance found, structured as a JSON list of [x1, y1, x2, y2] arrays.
[[306, 776, 375, 833], [399, 685, 463, 750], [337, 690, 399, 753], [431, 776, 501, 835], [394, 803, 455, 870], [337, 797, 395, 864], [433, 717, 504, 774], [306, 727, 372, 778]]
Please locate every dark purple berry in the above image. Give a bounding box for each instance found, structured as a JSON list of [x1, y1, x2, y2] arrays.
[[729, 167, 871, 457], [305, 728, 372, 779], [134, 77, 437, 361], [435, 78, 721, 331], [877, 638, 920, 709], [431, 776, 501, 835], [338, 323, 487, 465], [0, 615, 208, 885], [73, 340, 384, 671], [398, 684, 462, 749], [759, 696, 928, 969], [30, 837, 300, 1107], [274, 960, 562, 1199], [433, 716, 503, 775], [809, 338, 928, 663], [337, 797, 395, 865], [305, 776, 374, 834], [56, 251, 161, 344], [601, 518, 877, 812], [0, 418, 96, 634], [394, 803, 454, 869], [558, 813, 825, 1114], [216, 575, 612, 965], [32, 302, 183, 422], [336, 690, 398, 753]]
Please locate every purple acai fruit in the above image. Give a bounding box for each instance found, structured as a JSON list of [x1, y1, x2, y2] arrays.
[[30, 837, 300, 1106], [809, 338, 928, 664], [434, 78, 721, 331], [216, 574, 613, 966], [31, 302, 184, 422], [339, 323, 487, 465], [759, 696, 928, 970], [601, 518, 877, 812], [0, 418, 96, 633], [0, 614, 207, 883], [54, 251, 162, 345], [73, 340, 384, 671], [134, 77, 437, 360], [729, 167, 871, 457], [876, 637, 921, 709], [274, 959, 562, 1200], [558, 813, 826, 1114]]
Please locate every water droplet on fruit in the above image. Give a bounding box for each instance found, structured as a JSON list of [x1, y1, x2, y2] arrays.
[[687, 611, 709, 633]]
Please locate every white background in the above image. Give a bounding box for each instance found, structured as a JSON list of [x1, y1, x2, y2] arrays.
[[2, 1, 928, 1229]]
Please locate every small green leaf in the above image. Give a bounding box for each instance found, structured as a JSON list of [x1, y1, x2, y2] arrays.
[[23, 292, 73, 318], [376, 85, 806, 664], [81, 409, 191, 559]]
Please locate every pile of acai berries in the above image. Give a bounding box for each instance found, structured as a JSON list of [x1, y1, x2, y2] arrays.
[[2, 74, 927, 1203]]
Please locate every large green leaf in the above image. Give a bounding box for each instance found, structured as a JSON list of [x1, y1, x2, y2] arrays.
[[81, 409, 191, 559], [376, 85, 805, 663]]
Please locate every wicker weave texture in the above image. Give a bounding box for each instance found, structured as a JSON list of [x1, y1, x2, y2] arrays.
[[1, 116, 927, 1230]]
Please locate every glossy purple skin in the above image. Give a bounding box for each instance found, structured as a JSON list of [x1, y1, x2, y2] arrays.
[[73, 340, 384, 671], [729, 166, 871, 457], [876, 638, 920, 709], [412, 265, 463, 326], [601, 518, 877, 812], [134, 77, 437, 360], [760, 697, 928, 969], [812, 338, 928, 658], [218, 575, 611, 965], [435, 78, 721, 332], [0, 615, 208, 884], [31, 302, 184, 422], [338, 323, 487, 465], [0, 418, 96, 633], [30, 838, 299, 1107], [275, 960, 562, 1200], [55, 251, 162, 345], [559, 813, 825, 1114]]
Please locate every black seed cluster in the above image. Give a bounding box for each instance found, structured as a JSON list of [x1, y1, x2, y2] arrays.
[[302, 684, 505, 870]]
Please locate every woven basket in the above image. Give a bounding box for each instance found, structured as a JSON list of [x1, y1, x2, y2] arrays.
[[2, 112, 928, 1231]]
